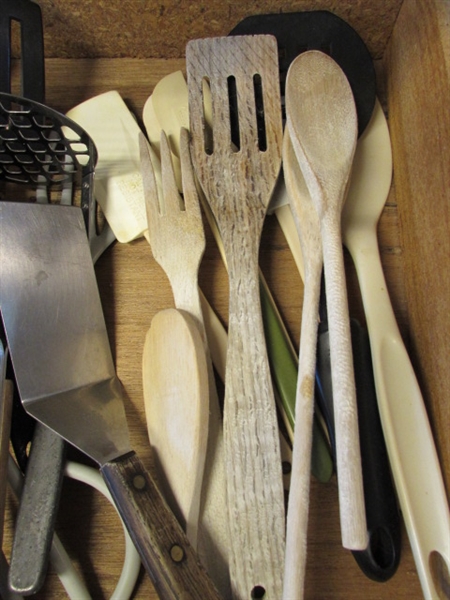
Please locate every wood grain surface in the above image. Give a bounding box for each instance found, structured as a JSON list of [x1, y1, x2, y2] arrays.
[[386, 0, 450, 500], [2, 1, 448, 593], [9, 1, 403, 61]]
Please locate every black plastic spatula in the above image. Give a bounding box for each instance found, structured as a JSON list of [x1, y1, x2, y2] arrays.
[[230, 11, 401, 582], [230, 10, 376, 135]]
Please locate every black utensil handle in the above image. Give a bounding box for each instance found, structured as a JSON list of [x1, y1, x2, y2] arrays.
[[350, 320, 401, 581], [8, 424, 66, 594], [102, 452, 222, 599], [316, 319, 401, 581]]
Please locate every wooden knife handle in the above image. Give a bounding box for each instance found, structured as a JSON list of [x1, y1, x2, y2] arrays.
[[101, 452, 222, 600]]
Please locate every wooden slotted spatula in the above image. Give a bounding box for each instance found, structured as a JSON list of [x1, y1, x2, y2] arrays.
[[186, 35, 285, 599]]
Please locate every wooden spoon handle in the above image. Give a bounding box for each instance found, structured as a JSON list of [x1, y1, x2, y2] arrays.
[[321, 216, 367, 550], [225, 251, 285, 599], [282, 262, 322, 599]]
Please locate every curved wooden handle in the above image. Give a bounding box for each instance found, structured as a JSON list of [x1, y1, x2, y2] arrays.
[[101, 452, 222, 600], [320, 217, 367, 551]]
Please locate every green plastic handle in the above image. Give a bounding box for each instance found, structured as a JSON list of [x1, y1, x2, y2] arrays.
[[259, 274, 333, 483]]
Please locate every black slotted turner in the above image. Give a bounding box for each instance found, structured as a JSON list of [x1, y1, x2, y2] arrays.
[[230, 10, 376, 134]]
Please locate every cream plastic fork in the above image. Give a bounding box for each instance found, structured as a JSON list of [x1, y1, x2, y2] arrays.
[[139, 130, 231, 598], [342, 99, 450, 600]]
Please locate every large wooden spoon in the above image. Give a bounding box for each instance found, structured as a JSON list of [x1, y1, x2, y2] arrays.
[[285, 50, 367, 551], [142, 308, 209, 549]]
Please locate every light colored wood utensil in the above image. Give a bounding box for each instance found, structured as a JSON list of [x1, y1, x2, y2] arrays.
[[285, 50, 367, 551], [141, 128, 205, 326], [143, 71, 333, 486], [342, 98, 450, 599], [142, 307, 209, 549], [142, 74, 227, 381], [140, 129, 231, 597], [281, 129, 323, 599], [187, 35, 285, 599]]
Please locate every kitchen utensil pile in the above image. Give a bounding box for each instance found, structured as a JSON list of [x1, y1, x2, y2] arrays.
[[1, 3, 449, 599]]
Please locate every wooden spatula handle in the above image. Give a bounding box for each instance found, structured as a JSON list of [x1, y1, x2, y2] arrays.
[[224, 247, 285, 598], [102, 453, 221, 600]]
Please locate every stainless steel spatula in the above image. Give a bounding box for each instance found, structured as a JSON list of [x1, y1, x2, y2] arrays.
[[0, 200, 220, 599]]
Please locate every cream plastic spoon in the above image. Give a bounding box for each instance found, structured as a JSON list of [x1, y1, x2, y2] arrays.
[[342, 98, 450, 599], [286, 50, 367, 551]]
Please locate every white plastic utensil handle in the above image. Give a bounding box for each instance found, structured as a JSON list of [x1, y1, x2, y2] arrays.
[[350, 237, 450, 599], [7, 455, 141, 600], [64, 461, 141, 600], [342, 100, 450, 599]]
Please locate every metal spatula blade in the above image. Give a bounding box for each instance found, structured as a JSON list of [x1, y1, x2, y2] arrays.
[[0, 201, 129, 463]]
